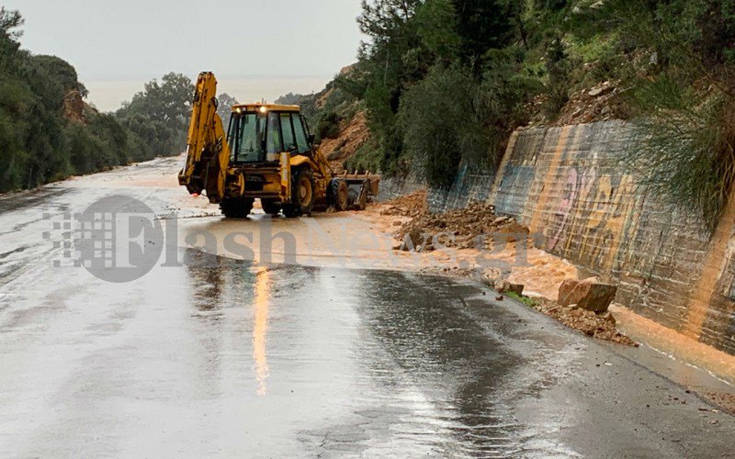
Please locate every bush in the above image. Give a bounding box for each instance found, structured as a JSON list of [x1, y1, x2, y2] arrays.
[[398, 65, 469, 188], [622, 77, 735, 230], [316, 112, 341, 141], [0, 9, 126, 191], [399, 58, 538, 188], [115, 72, 193, 157], [542, 37, 571, 118], [344, 138, 383, 173]]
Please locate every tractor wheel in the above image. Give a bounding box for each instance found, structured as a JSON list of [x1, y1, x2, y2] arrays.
[[328, 179, 349, 211], [261, 199, 281, 216], [219, 197, 254, 218], [284, 168, 315, 218]]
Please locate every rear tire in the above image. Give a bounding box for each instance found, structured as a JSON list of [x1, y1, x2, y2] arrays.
[[261, 199, 281, 216], [219, 197, 254, 218], [284, 168, 315, 218]]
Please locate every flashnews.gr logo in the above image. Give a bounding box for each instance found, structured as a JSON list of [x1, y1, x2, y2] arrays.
[[46, 195, 164, 282]]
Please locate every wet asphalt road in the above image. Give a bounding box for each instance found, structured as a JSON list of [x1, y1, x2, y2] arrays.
[[1, 159, 734, 458]]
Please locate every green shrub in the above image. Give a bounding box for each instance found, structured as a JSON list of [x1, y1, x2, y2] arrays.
[[622, 77, 735, 230], [316, 112, 341, 141], [399, 56, 539, 188], [344, 138, 383, 174], [398, 65, 469, 188]]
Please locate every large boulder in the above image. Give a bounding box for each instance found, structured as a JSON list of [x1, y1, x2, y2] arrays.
[[558, 278, 617, 313]]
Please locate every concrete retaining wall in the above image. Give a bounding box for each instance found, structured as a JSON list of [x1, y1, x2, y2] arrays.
[[379, 120, 735, 354], [491, 121, 735, 354], [378, 162, 495, 212]]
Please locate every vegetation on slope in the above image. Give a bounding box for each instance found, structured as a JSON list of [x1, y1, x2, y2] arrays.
[[0, 8, 204, 193], [289, 0, 734, 229]]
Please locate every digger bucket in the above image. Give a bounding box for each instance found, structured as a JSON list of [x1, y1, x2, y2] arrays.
[[342, 174, 380, 210]]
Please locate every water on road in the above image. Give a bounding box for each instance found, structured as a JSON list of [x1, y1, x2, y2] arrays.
[[0, 157, 733, 458]]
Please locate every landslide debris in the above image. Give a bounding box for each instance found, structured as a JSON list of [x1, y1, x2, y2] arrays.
[[321, 111, 370, 165], [532, 296, 636, 346], [558, 278, 618, 313], [484, 271, 634, 345], [382, 190, 634, 345], [394, 198, 529, 250], [380, 190, 428, 219]]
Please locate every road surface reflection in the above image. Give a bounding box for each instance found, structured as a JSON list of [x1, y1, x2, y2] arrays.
[[253, 267, 270, 396]]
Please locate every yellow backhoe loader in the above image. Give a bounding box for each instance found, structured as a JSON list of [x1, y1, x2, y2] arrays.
[[178, 72, 379, 218]]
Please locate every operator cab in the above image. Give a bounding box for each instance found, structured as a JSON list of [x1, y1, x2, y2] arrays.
[[226, 104, 313, 164]]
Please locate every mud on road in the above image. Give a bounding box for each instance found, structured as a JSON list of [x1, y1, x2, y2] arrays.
[[1, 155, 734, 457]]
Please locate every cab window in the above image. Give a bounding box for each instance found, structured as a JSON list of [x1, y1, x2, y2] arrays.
[[281, 113, 296, 152], [227, 115, 237, 161], [292, 114, 310, 153], [266, 112, 282, 153], [236, 113, 265, 162]]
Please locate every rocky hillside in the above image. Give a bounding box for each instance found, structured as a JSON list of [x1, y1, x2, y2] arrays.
[[276, 65, 371, 173]]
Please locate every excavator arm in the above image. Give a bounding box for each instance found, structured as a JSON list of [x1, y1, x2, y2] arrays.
[[177, 72, 231, 203]]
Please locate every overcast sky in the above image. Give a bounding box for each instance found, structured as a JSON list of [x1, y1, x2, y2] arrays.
[[4, 0, 365, 110]]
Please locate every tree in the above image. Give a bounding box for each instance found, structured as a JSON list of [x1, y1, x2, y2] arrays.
[[117, 72, 194, 157], [216, 92, 239, 125], [415, 0, 460, 63], [0, 8, 196, 192], [0, 7, 23, 74], [450, 0, 520, 71]]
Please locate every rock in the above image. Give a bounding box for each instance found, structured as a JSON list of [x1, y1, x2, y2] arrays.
[[558, 278, 617, 313], [588, 85, 612, 98], [602, 312, 616, 324], [495, 295, 504, 301], [590, 0, 605, 9], [400, 228, 424, 251], [509, 283, 524, 295], [558, 279, 580, 303], [494, 280, 524, 296], [482, 267, 502, 285]]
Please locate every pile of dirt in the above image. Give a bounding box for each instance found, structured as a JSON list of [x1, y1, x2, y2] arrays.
[[703, 391, 735, 415], [396, 200, 529, 250], [383, 190, 632, 345], [532, 296, 636, 345], [379, 190, 428, 219]]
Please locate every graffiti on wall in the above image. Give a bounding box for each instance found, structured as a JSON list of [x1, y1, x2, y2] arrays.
[[494, 122, 735, 355], [546, 165, 638, 274]]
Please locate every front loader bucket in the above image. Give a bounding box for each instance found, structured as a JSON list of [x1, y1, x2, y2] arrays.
[[342, 174, 380, 210]]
